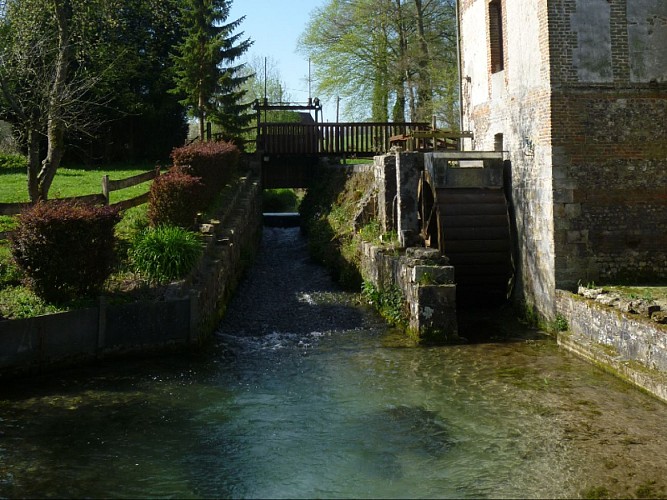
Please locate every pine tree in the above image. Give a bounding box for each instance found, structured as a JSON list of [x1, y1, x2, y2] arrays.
[[210, 25, 254, 145], [171, 0, 252, 143]]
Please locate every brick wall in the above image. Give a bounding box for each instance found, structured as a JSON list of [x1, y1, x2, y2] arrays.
[[549, 0, 667, 288], [552, 90, 667, 287]]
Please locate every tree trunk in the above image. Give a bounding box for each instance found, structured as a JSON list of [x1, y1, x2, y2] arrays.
[[392, 85, 406, 122], [36, 0, 72, 201], [407, 75, 417, 121], [371, 18, 390, 122], [414, 0, 432, 121], [38, 121, 66, 201], [198, 92, 205, 141], [392, 0, 407, 122], [27, 128, 41, 203]]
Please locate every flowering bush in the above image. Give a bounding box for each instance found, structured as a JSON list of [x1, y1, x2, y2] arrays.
[[171, 140, 240, 204]]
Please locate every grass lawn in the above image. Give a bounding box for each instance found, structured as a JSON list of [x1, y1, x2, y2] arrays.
[[0, 162, 156, 233], [0, 163, 156, 204]]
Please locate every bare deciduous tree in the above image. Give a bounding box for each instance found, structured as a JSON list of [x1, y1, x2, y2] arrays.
[[0, 0, 114, 201]]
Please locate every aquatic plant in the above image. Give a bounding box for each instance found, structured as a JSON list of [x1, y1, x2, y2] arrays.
[[362, 280, 408, 327], [581, 485, 611, 499], [551, 314, 568, 333]]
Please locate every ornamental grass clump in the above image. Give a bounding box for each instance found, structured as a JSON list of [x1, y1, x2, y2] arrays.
[[130, 225, 203, 284], [10, 200, 121, 303]]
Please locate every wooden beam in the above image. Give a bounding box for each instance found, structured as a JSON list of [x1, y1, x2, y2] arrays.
[[430, 151, 504, 161], [411, 131, 474, 139]]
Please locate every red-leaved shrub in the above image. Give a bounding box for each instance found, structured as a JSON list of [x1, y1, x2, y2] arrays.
[[148, 166, 203, 228], [10, 201, 121, 303], [171, 140, 240, 204]]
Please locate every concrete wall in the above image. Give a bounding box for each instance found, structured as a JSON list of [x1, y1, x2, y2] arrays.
[[0, 172, 262, 378], [459, 0, 667, 319], [0, 298, 193, 377], [557, 290, 667, 403]]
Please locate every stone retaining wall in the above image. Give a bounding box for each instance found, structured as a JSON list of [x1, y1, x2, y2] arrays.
[[359, 242, 458, 343], [556, 290, 667, 403], [0, 172, 262, 378]]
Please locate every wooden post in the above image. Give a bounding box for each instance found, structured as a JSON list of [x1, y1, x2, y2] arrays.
[[256, 106, 261, 151], [101, 175, 110, 205]]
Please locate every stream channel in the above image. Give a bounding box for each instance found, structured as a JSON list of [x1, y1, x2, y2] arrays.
[[2, 227, 667, 499]]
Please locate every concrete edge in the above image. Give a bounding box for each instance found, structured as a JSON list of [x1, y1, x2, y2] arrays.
[[556, 289, 667, 404], [557, 330, 667, 404]]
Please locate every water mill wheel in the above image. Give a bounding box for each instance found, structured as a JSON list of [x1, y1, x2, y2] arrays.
[[418, 161, 515, 304]]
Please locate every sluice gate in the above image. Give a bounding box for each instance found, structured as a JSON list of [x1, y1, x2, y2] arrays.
[[419, 152, 515, 304]]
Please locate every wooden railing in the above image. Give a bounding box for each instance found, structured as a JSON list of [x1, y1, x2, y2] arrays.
[[258, 122, 430, 157]]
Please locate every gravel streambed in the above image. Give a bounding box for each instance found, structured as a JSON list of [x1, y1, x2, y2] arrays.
[[216, 226, 380, 338]]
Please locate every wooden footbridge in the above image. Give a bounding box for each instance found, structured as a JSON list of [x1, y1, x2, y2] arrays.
[[254, 100, 468, 188]]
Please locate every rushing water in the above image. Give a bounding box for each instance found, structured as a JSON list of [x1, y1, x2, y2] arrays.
[[2, 227, 667, 499]]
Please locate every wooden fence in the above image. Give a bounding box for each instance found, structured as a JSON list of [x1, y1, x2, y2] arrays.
[[0, 167, 160, 240], [101, 167, 160, 210]]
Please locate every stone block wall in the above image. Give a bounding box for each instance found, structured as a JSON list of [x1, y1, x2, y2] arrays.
[[0, 172, 263, 378], [360, 242, 458, 342], [396, 152, 423, 247], [373, 154, 396, 233], [187, 174, 262, 338]]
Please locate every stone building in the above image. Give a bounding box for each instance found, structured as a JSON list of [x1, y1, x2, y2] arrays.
[[457, 0, 667, 318]]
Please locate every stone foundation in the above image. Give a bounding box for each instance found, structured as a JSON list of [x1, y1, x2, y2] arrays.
[[360, 243, 458, 343]]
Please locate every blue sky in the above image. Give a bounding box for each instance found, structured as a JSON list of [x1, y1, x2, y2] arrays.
[[229, 0, 327, 109]]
